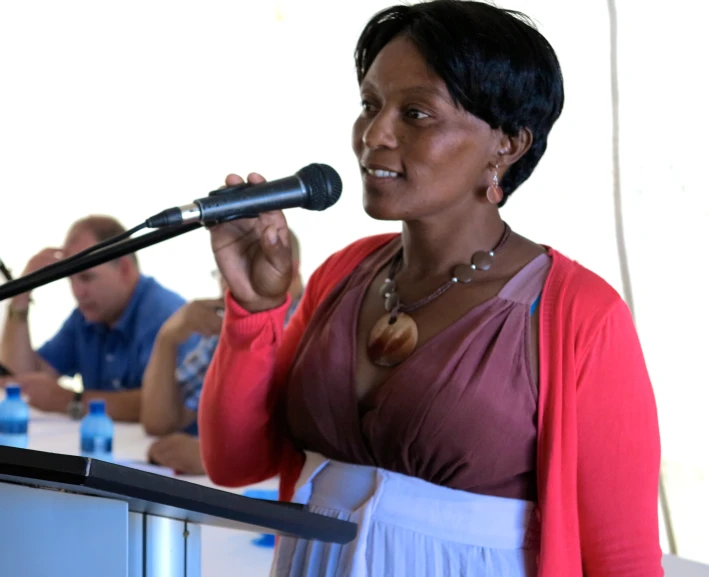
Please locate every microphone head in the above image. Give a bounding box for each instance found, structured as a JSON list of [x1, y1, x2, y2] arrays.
[[296, 164, 343, 211]]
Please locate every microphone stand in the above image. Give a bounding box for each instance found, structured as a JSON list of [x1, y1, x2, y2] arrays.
[[0, 222, 201, 302], [0, 258, 13, 282]]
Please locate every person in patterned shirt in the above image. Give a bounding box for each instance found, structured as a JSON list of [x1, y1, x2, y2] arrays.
[[140, 229, 302, 474]]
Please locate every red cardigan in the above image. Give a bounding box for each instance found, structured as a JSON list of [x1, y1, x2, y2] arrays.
[[199, 235, 663, 577]]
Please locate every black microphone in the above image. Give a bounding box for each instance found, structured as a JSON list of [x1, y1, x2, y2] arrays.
[[146, 163, 342, 228]]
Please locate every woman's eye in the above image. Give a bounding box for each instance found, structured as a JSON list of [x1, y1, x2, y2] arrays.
[[405, 109, 430, 120]]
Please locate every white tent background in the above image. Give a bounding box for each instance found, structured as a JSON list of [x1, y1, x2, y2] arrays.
[[0, 0, 706, 564]]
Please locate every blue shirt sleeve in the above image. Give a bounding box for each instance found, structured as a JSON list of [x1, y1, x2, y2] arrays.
[[129, 277, 193, 387], [175, 334, 217, 412], [176, 333, 202, 367], [37, 311, 80, 377], [133, 327, 201, 387]]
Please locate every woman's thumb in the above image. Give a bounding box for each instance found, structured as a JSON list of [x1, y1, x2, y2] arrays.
[[260, 225, 292, 273]]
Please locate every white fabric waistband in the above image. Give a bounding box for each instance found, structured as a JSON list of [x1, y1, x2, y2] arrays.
[[293, 452, 540, 551]]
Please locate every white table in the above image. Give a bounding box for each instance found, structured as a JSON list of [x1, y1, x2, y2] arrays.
[[27, 408, 278, 577], [24, 409, 709, 577]]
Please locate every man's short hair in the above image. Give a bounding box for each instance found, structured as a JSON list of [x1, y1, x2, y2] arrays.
[[67, 215, 139, 266]]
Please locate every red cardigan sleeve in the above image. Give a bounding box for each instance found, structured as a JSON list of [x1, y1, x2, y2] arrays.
[[198, 267, 323, 487], [575, 299, 663, 576], [198, 234, 397, 489], [197, 292, 288, 486]]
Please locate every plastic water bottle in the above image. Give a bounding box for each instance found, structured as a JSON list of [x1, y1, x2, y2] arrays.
[[0, 385, 29, 449], [80, 399, 114, 461], [244, 489, 278, 547]]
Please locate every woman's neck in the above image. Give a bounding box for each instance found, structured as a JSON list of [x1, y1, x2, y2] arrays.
[[399, 207, 505, 281]]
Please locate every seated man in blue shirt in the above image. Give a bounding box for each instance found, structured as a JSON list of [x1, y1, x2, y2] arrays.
[[0, 215, 198, 421], [141, 229, 303, 474]]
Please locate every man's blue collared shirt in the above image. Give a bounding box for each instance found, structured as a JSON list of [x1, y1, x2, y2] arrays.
[[38, 275, 199, 391]]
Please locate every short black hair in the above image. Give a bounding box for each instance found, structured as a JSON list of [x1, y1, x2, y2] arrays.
[[354, 0, 564, 205]]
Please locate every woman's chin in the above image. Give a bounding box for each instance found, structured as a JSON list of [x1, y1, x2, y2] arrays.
[[362, 196, 405, 222], [363, 206, 401, 221]]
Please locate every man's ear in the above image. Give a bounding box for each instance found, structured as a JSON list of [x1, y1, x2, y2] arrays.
[[117, 256, 133, 279]]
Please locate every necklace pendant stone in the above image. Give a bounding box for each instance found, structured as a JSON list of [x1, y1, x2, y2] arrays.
[[379, 279, 396, 297], [367, 311, 418, 367], [471, 250, 493, 271], [451, 263, 476, 284], [384, 292, 400, 312]]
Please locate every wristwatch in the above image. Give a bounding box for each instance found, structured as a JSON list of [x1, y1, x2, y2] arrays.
[[7, 306, 29, 321], [66, 391, 84, 420]]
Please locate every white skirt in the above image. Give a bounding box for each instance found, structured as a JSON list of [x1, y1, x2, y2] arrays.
[[270, 452, 540, 577]]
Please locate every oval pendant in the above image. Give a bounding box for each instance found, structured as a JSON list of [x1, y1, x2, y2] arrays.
[[367, 312, 418, 368]]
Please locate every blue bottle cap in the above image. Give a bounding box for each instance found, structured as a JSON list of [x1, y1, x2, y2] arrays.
[[88, 399, 106, 414], [5, 384, 21, 399], [251, 534, 275, 548]]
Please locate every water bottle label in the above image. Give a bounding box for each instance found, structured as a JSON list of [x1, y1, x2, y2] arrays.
[[0, 421, 28, 434], [81, 436, 113, 454]]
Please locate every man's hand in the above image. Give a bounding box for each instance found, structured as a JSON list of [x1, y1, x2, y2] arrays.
[[147, 433, 205, 475], [0, 372, 72, 412], [10, 247, 64, 309], [159, 299, 224, 346], [22, 247, 65, 276]]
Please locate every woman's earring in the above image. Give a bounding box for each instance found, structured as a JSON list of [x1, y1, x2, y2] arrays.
[[486, 165, 504, 204]]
